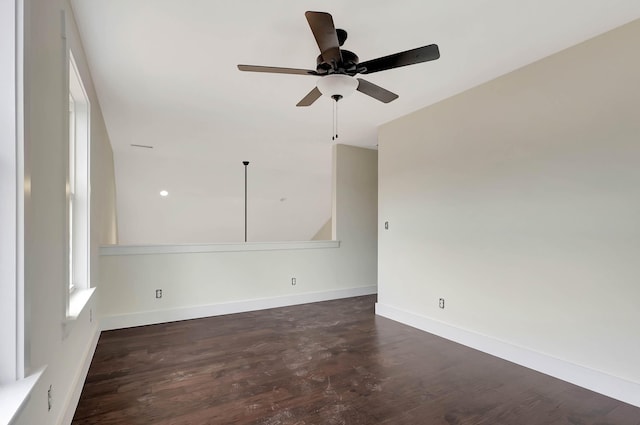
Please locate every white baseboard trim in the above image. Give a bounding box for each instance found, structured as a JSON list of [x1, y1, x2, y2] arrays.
[[101, 286, 378, 331], [375, 302, 640, 408], [59, 325, 100, 425]]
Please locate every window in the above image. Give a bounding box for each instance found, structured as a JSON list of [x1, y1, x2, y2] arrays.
[[69, 93, 75, 291], [66, 52, 90, 309]]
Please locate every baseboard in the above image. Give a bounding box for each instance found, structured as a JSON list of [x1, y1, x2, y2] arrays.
[[101, 286, 378, 331], [58, 325, 100, 425], [375, 302, 640, 408]]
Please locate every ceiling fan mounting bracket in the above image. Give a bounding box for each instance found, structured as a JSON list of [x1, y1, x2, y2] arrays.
[[336, 28, 348, 46]]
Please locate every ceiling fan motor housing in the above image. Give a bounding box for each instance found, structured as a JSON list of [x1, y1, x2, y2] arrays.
[[316, 49, 359, 75]]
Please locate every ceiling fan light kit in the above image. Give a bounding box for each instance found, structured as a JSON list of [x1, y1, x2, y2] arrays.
[[316, 74, 358, 98]]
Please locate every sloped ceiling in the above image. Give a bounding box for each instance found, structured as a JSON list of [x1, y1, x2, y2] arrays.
[[70, 0, 640, 244]]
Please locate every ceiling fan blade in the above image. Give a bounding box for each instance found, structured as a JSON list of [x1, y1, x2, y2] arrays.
[[356, 78, 399, 103], [237, 65, 318, 76], [296, 87, 322, 107], [305, 11, 342, 65], [359, 44, 440, 74]]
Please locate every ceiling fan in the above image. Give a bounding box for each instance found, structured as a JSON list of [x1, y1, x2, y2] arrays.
[[237, 11, 440, 107]]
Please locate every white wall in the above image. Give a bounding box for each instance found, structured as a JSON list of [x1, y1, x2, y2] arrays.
[[99, 144, 378, 329], [12, 0, 117, 424], [377, 19, 640, 405]]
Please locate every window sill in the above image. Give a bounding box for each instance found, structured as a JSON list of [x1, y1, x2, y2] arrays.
[[67, 287, 95, 320], [0, 366, 46, 425], [63, 287, 96, 338]]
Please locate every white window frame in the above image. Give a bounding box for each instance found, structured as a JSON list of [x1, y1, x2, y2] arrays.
[[68, 93, 75, 292], [0, 0, 24, 386], [66, 50, 91, 317], [1, 6, 46, 422]]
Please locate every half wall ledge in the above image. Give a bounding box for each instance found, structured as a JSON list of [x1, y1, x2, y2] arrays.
[[100, 240, 341, 256]]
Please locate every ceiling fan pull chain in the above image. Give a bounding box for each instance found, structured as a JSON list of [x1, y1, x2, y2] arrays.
[[335, 99, 339, 139], [330, 94, 342, 140], [331, 99, 338, 140], [332, 98, 338, 140]]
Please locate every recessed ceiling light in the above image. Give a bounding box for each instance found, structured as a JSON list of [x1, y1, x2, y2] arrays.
[[159, 190, 169, 197]]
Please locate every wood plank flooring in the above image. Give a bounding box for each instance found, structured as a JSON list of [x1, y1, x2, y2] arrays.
[[73, 296, 640, 424]]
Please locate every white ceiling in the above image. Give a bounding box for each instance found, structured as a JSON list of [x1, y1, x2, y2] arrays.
[[70, 0, 640, 244]]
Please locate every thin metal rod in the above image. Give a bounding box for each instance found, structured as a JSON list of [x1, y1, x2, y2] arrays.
[[243, 161, 249, 242]]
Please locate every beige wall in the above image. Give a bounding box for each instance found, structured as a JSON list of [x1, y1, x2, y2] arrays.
[[311, 218, 332, 240], [13, 0, 117, 424], [378, 19, 640, 400], [333, 144, 378, 288], [100, 243, 345, 328]]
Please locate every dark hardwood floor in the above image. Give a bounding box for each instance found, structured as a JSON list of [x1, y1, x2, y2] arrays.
[[73, 296, 640, 424]]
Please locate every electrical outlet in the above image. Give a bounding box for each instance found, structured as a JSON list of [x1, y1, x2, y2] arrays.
[[155, 289, 163, 299], [291, 277, 296, 286], [384, 221, 389, 230], [48, 385, 52, 411], [439, 298, 445, 309]]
